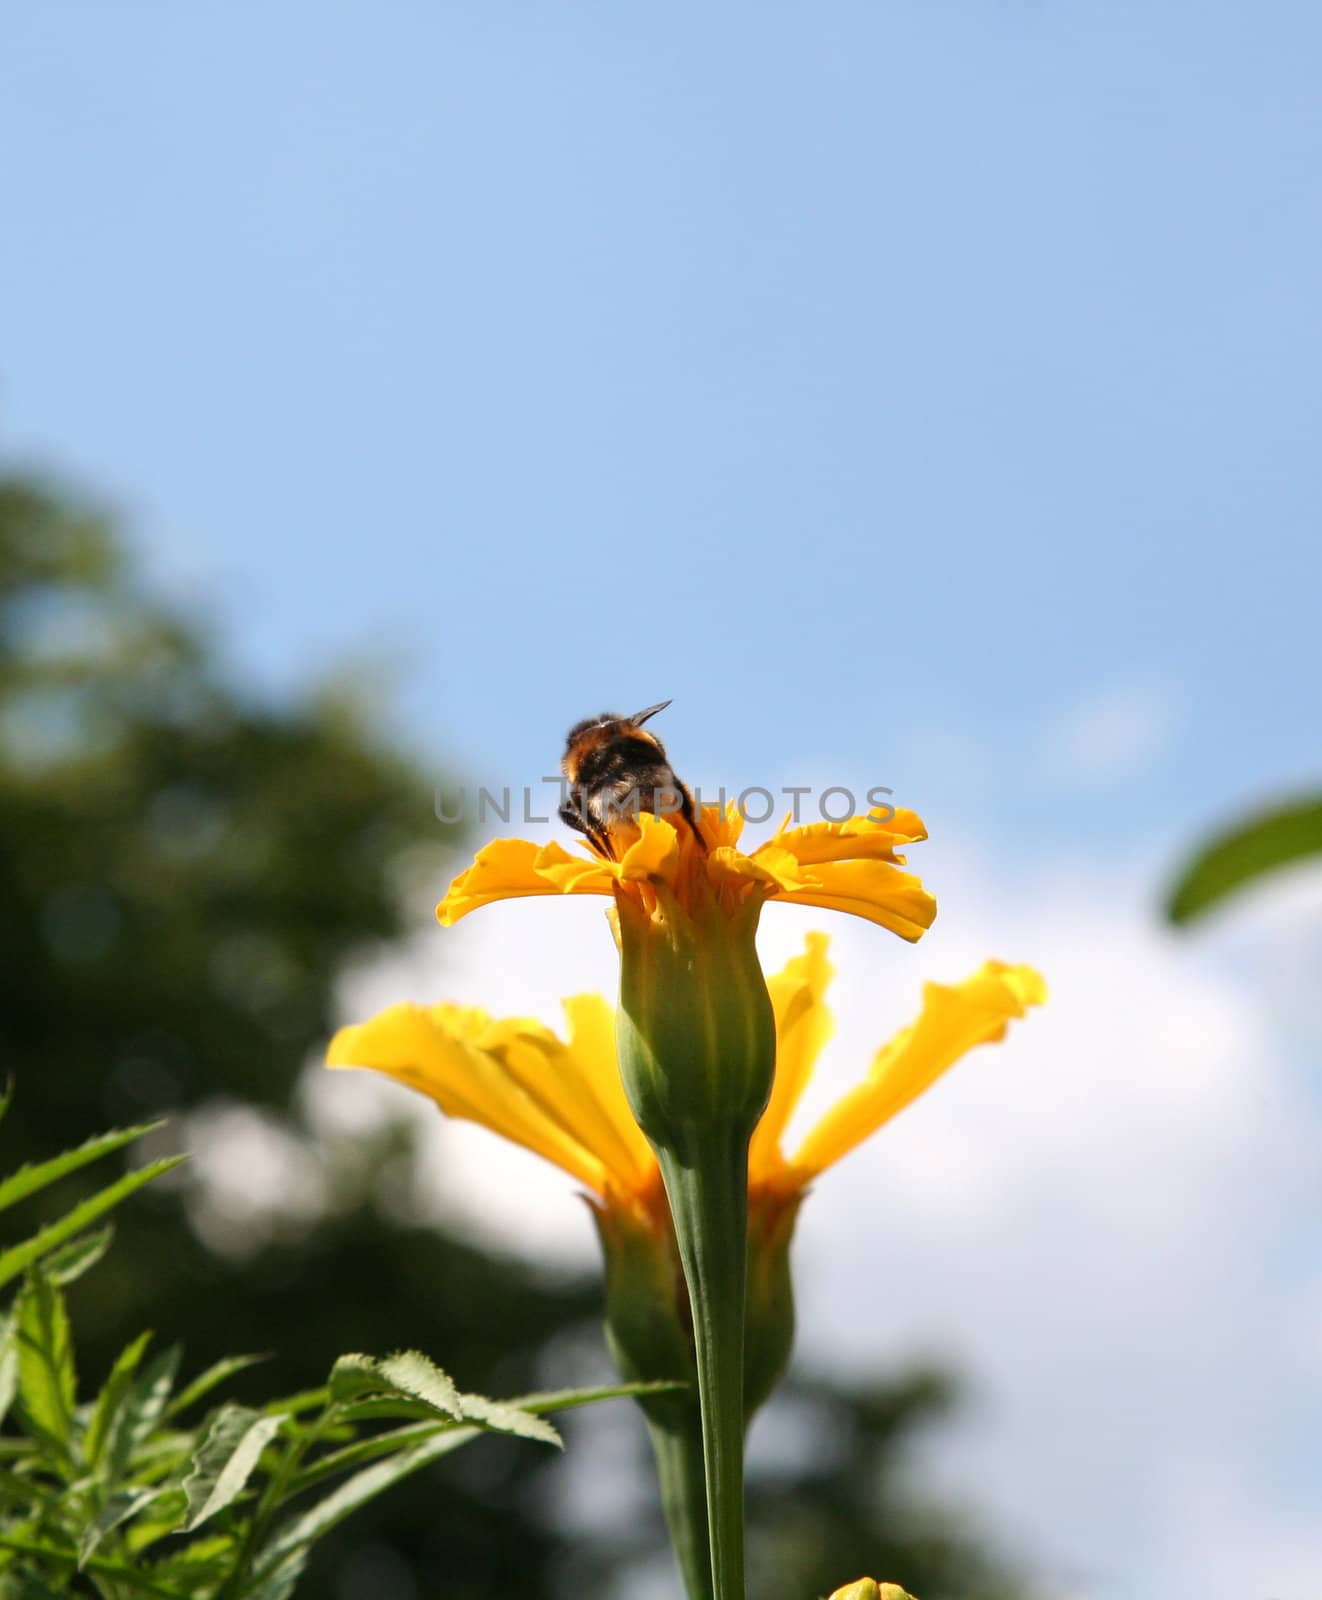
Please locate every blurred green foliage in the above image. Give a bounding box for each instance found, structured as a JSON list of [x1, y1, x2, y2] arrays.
[[0, 473, 596, 1597], [0, 1108, 662, 1599], [1166, 791, 1322, 923], [0, 467, 1026, 1599]]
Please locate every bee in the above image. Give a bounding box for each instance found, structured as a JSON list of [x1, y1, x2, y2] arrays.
[[559, 699, 702, 859]]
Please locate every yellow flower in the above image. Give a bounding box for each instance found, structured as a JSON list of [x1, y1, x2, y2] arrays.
[[329, 929, 1044, 1595], [827, 1583, 917, 1600], [326, 934, 1044, 1243], [437, 803, 938, 945]]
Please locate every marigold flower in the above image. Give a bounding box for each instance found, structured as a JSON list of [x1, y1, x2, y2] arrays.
[[328, 934, 1042, 1229], [437, 802, 937, 944], [351, 798, 1028, 1600], [331, 911, 1042, 1600], [326, 934, 1045, 1386]]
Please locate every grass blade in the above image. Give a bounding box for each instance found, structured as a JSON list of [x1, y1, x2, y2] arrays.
[[0, 1156, 185, 1294], [0, 1124, 163, 1215], [165, 1353, 268, 1421]]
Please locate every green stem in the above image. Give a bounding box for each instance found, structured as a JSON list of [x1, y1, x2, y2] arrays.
[[657, 1131, 749, 1600], [646, 1412, 714, 1600]]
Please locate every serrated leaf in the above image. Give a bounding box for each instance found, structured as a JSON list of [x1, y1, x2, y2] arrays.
[[0, 1123, 163, 1216], [42, 1226, 114, 1287], [182, 1405, 287, 1531], [85, 1331, 153, 1474], [77, 1485, 165, 1569], [116, 1346, 182, 1470], [14, 1270, 75, 1448], [328, 1351, 462, 1418], [0, 1156, 186, 1294], [375, 1351, 463, 1417], [251, 1426, 483, 1581], [1167, 793, 1322, 923], [457, 1392, 559, 1447], [165, 1354, 267, 1421]]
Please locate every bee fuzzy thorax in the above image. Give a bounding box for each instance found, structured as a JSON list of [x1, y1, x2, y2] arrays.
[[558, 701, 701, 858]]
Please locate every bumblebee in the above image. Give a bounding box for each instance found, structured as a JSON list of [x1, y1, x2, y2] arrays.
[[559, 699, 701, 859]]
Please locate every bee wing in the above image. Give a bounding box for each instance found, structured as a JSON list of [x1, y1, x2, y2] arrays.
[[630, 699, 672, 726]]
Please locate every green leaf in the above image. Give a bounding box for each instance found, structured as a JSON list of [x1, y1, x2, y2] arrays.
[[14, 1269, 75, 1449], [286, 1420, 446, 1495], [328, 1351, 462, 1418], [1167, 793, 1322, 923], [258, 1386, 326, 1419], [182, 1404, 287, 1532], [325, 1397, 440, 1425], [508, 1378, 688, 1414], [251, 1426, 484, 1581], [77, 1485, 166, 1569], [0, 1533, 181, 1598], [41, 1225, 115, 1287], [100, 1346, 182, 1485], [0, 1466, 60, 1511], [121, 1488, 188, 1554], [85, 1331, 153, 1474], [147, 1527, 229, 1567], [0, 1123, 164, 1216], [0, 1080, 12, 1129], [289, 1380, 671, 1496], [457, 1391, 559, 1448], [0, 1155, 186, 1294], [165, 1354, 268, 1421], [243, 1550, 306, 1600], [0, 1314, 16, 1428]]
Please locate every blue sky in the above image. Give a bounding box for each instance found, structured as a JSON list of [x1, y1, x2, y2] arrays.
[[4, 6, 1322, 1597], [4, 4, 1320, 848]]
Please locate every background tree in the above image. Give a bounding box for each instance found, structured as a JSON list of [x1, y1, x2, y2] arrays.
[[0, 469, 596, 1599]]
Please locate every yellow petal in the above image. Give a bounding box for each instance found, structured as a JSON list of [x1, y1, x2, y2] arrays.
[[771, 810, 928, 866], [437, 839, 561, 925], [772, 858, 937, 942], [617, 811, 682, 883], [529, 840, 616, 895], [558, 993, 658, 1191], [709, 842, 802, 893], [328, 1003, 613, 1194], [750, 932, 835, 1181], [792, 962, 1046, 1178]]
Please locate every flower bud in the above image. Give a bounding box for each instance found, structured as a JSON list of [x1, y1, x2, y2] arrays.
[[743, 1187, 801, 1420], [589, 1185, 697, 1431], [827, 1583, 918, 1600]]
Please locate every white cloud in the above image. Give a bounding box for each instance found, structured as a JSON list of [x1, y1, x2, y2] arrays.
[[317, 832, 1322, 1600], [1046, 678, 1182, 782]]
